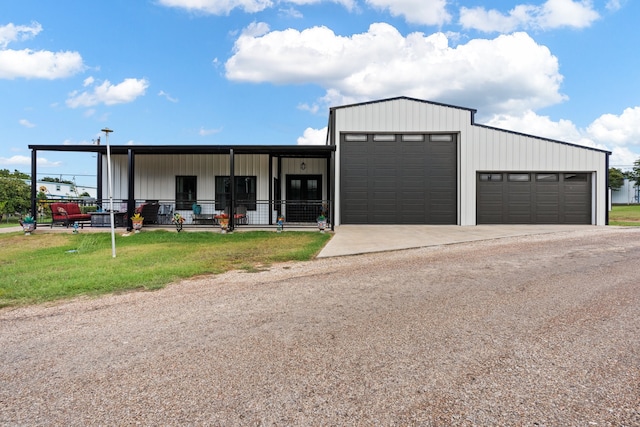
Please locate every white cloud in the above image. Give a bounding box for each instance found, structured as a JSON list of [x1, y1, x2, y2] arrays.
[[158, 90, 179, 103], [483, 108, 640, 169], [0, 22, 42, 48], [0, 155, 61, 168], [0, 22, 84, 79], [83, 76, 95, 86], [226, 23, 565, 116], [606, 0, 624, 11], [460, 0, 600, 33], [19, 119, 36, 128], [586, 107, 640, 146], [199, 127, 222, 136], [297, 127, 327, 145], [365, 0, 451, 26], [66, 78, 149, 108], [0, 48, 84, 80], [157, 0, 274, 14], [278, 7, 304, 19], [297, 102, 319, 114], [157, 0, 355, 14]]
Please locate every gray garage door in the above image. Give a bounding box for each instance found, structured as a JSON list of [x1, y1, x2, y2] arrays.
[[340, 133, 457, 224], [477, 172, 591, 224]]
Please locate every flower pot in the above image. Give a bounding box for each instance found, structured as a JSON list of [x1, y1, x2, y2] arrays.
[[218, 217, 229, 232], [132, 220, 143, 233], [22, 223, 35, 235]]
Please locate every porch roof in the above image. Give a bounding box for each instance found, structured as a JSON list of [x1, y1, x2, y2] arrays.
[[28, 144, 335, 157]]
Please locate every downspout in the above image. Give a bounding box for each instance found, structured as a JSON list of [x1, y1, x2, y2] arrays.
[[127, 148, 135, 229], [31, 149, 38, 227], [229, 148, 235, 231]]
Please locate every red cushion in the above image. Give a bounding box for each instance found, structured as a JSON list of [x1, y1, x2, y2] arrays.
[[64, 203, 82, 215]]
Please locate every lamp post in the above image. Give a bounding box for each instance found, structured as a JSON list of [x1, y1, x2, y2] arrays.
[[101, 127, 116, 258]]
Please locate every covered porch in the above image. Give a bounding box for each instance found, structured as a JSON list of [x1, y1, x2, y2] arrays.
[[28, 144, 336, 231]]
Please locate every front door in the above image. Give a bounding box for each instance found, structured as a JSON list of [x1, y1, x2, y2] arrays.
[[286, 175, 322, 222]]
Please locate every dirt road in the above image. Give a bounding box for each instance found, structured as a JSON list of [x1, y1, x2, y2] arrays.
[[1, 228, 639, 425]]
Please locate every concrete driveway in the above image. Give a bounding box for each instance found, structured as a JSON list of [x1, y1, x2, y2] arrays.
[[318, 224, 600, 257]]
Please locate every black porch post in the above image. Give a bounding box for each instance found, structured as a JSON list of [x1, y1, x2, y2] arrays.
[[268, 154, 273, 226], [31, 149, 38, 226], [326, 152, 333, 231], [229, 148, 235, 230], [96, 152, 103, 208], [127, 148, 135, 229], [277, 155, 282, 222]]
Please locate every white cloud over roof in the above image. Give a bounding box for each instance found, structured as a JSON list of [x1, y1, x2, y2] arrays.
[[226, 23, 565, 116]]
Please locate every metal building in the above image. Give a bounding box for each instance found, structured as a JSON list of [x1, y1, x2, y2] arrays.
[[327, 97, 610, 226]]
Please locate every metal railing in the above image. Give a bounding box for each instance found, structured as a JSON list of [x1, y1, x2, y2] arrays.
[[76, 198, 334, 230]]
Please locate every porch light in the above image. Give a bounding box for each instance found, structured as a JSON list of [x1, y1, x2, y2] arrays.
[[301, 162, 306, 171], [101, 127, 116, 258]]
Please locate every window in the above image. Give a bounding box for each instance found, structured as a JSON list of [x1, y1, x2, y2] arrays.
[[373, 134, 396, 141], [536, 173, 558, 182], [401, 134, 424, 142], [564, 173, 588, 182], [176, 176, 197, 210], [508, 173, 530, 182], [430, 134, 453, 142], [215, 176, 257, 211], [479, 173, 503, 182], [344, 134, 367, 142]]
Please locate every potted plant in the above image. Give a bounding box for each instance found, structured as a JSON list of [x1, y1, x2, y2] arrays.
[[19, 215, 36, 235], [131, 212, 144, 233], [214, 212, 229, 232], [172, 212, 185, 232], [317, 212, 327, 232]]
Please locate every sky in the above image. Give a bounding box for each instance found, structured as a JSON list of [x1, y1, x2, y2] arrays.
[[1, 0, 639, 187]]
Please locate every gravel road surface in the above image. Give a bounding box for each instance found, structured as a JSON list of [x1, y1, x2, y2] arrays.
[[1, 227, 639, 426]]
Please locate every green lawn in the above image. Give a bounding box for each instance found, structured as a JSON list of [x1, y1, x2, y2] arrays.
[[0, 230, 331, 308], [609, 204, 640, 226]]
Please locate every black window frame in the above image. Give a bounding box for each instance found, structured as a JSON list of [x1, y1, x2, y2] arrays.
[[176, 176, 197, 210], [215, 176, 257, 211]]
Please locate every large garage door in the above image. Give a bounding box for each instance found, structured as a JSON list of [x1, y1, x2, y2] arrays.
[[341, 133, 457, 224], [477, 172, 591, 224]]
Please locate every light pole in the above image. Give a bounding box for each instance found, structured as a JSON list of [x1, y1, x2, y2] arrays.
[[101, 127, 116, 258]]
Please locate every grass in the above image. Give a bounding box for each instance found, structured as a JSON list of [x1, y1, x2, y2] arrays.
[[609, 204, 640, 226], [0, 230, 331, 308]]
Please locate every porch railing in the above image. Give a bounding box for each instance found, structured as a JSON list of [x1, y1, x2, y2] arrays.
[[42, 198, 334, 230]]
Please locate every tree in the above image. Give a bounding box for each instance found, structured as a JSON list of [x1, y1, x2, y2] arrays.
[[0, 169, 29, 179], [632, 158, 640, 187], [0, 172, 31, 220], [608, 167, 625, 191]]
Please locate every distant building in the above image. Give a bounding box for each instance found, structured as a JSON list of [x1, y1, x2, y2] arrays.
[[26, 180, 97, 200], [611, 179, 639, 204]]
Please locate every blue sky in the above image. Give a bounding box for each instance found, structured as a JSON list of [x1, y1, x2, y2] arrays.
[[1, 0, 638, 187]]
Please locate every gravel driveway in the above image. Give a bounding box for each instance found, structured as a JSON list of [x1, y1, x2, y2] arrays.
[[1, 227, 639, 426]]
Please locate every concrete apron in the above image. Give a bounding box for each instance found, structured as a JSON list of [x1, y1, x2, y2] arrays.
[[317, 224, 600, 258]]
